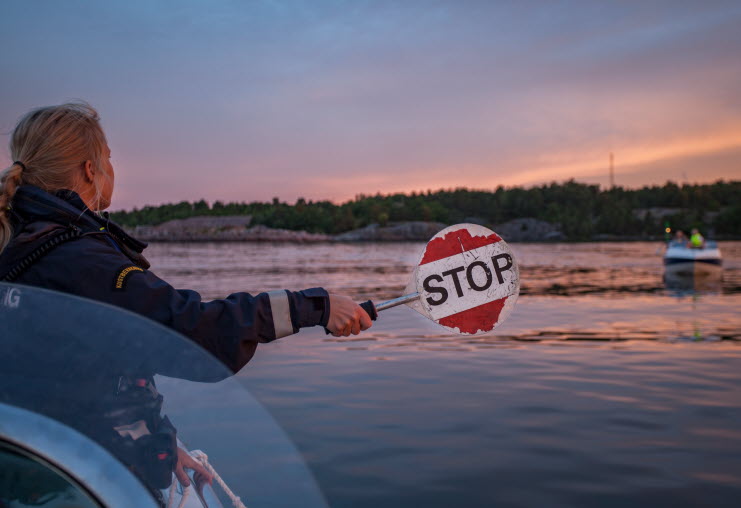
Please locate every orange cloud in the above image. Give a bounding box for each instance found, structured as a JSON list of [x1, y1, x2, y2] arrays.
[[494, 126, 741, 187]]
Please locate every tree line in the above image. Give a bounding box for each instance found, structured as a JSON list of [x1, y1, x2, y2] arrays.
[[110, 180, 741, 240]]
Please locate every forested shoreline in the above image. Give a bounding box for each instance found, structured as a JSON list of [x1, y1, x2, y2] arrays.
[[111, 180, 741, 241]]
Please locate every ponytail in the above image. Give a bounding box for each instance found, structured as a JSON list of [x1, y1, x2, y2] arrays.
[[0, 102, 108, 254], [0, 162, 24, 252]]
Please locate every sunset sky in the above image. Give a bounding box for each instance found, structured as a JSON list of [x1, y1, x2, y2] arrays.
[[1, 1, 740, 210]]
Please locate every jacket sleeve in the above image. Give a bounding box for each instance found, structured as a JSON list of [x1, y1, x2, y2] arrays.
[[25, 235, 330, 373]]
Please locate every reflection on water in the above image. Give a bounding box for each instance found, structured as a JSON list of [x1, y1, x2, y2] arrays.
[[148, 241, 741, 345], [663, 271, 723, 296], [145, 241, 741, 507], [148, 241, 741, 299]]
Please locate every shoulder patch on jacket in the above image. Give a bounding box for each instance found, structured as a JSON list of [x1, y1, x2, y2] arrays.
[[113, 264, 144, 291]]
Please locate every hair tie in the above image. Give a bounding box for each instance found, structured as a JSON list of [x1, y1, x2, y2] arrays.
[[13, 161, 27, 171]]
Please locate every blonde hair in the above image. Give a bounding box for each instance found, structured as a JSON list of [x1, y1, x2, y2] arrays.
[[0, 102, 109, 252]]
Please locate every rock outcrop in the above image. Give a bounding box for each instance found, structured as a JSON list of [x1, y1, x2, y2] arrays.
[[335, 221, 447, 242], [492, 218, 564, 242], [128, 216, 330, 242]]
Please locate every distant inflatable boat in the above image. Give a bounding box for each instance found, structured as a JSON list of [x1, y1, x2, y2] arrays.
[[664, 241, 722, 277]]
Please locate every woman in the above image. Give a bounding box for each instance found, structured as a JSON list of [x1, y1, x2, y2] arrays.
[[0, 102, 372, 495]]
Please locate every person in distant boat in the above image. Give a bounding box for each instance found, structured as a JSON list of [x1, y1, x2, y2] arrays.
[[689, 228, 705, 249], [0, 102, 373, 495], [673, 230, 687, 246]]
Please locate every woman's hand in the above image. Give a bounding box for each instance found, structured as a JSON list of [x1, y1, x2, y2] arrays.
[[175, 447, 213, 487], [327, 294, 373, 337]]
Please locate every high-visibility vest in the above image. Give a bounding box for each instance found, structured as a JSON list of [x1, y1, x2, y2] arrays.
[[690, 233, 703, 247]]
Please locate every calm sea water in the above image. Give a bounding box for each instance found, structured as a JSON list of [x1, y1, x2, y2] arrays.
[[147, 241, 741, 507]]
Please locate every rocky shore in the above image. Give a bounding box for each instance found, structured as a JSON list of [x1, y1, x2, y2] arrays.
[[129, 216, 331, 242], [334, 221, 448, 242], [490, 218, 565, 241], [126, 216, 566, 242]]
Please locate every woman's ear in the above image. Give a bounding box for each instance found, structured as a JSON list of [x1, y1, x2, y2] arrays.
[[83, 160, 95, 183]]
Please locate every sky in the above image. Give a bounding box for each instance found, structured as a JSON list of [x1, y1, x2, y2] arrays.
[[1, 0, 740, 210]]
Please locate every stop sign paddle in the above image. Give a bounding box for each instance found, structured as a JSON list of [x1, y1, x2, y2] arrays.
[[358, 224, 520, 335]]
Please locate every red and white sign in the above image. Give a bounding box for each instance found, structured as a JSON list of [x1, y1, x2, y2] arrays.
[[413, 224, 519, 335]]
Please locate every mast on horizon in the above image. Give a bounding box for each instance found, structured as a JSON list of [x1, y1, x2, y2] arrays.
[[609, 152, 615, 188]]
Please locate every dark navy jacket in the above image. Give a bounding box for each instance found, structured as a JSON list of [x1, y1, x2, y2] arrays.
[[0, 185, 330, 373]]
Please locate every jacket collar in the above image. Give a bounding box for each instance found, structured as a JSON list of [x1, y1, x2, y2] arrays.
[[11, 185, 148, 256], [12, 185, 102, 231]]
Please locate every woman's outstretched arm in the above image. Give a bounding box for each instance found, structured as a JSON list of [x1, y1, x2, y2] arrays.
[[23, 235, 370, 373]]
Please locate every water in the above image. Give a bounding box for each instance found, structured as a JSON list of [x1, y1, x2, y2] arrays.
[[146, 241, 741, 507]]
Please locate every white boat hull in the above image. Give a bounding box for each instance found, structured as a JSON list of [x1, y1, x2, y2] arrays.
[[664, 243, 722, 278]]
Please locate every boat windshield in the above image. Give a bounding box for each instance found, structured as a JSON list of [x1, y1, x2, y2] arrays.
[[667, 239, 718, 249], [0, 282, 327, 507]]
